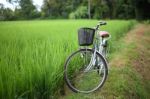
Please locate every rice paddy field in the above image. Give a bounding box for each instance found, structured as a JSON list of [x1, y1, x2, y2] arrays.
[[0, 20, 136, 99]]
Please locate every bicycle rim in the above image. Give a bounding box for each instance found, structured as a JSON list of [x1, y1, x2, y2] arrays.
[[64, 49, 108, 93]]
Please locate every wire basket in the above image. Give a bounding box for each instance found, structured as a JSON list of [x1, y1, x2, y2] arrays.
[[78, 28, 95, 46]]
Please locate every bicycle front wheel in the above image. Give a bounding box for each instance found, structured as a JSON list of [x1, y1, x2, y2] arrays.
[[64, 48, 108, 93]]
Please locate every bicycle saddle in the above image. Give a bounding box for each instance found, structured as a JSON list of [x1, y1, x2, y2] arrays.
[[99, 31, 110, 38]]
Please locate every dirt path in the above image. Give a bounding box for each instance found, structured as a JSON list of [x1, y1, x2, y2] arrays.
[[110, 24, 150, 80], [108, 24, 150, 98], [110, 24, 150, 68], [131, 25, 150, 81], [60, 24, 150, 99]]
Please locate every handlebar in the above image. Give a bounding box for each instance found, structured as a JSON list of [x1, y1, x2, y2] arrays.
[[99, 21, 107, 26], [95, 21, 107, 30]]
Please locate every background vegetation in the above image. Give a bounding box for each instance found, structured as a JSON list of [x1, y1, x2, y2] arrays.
[[0, 20, 136, 99], [0, 0, 150, 21]]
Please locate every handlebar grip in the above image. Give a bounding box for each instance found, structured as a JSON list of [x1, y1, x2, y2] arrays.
[[99, 21, 107, 25]]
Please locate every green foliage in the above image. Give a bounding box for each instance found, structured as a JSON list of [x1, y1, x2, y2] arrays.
[[64, 23, 150, 99], [1, 0, 150, 20], [19, 0, 38, 19], [41, 0, 73, 18], [108, 20, 136, 54], [0, 20, 135, 98], [69, 6, 88, 19], [134, 0, 150, 20], [103, 66, 149, 99], [0, 3, 15, 21], [1, 0, 40, 20]]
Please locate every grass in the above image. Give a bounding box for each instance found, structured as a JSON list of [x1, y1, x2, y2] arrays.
[[62, 24, 150, 99], [102, 25, 150, 99], [0, 20, 136, 99]]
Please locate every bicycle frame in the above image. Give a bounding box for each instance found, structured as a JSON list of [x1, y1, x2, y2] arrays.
[[80, 22, 110, 72], [94, 24, 111, 58]]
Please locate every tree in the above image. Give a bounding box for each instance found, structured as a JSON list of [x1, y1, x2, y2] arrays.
[[41, 0, 82, 18], [88, 0, 91, 19], [91, 0, 103, 19], [133, 0, 150, 20], [42, 0, 67, 18], [69, 6, 88, 19], [0, 3, 15, 20], [6, 0, 39, 19], [0, 3, 5, 20], [19, 0, 37, 19], [4, 0, 150, 20], [41, 0, 49, 17]]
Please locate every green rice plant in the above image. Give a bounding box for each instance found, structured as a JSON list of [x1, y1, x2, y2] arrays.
[[0, 20, 136, 99]]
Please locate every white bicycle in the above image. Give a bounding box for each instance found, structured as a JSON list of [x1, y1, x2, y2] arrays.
[[64, 21, 111, 93]]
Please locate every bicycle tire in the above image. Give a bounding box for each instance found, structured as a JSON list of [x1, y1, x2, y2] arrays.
[[64, 48, 108, 93]]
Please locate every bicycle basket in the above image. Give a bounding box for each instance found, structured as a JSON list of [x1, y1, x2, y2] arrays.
[[78, 28, 95, 46]]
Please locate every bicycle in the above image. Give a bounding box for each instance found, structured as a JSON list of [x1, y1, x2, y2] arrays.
[[64, 21, 111, 93]]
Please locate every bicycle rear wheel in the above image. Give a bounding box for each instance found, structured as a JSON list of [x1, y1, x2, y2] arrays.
[[64, 48, 108, 93]]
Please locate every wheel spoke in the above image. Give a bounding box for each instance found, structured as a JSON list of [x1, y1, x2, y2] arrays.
[[64, 49, 108, 93]]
